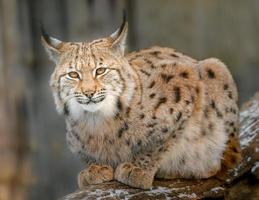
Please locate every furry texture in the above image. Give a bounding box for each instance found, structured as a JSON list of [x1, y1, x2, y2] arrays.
[[42, 20, 241, 189]]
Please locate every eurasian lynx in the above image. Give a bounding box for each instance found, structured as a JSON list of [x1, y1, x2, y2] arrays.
[[41, 17, 241, 189]]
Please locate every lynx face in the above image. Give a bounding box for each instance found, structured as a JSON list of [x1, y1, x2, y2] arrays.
[[42, 21, 131, 118]]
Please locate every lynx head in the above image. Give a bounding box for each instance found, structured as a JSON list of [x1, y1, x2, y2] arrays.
[[42, 17, 135, 120]]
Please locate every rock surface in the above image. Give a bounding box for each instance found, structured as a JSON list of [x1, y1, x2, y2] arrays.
[[60, 93, 259, 200]]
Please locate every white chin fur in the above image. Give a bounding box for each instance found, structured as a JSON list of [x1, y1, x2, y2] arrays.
[[68, 95, 118, 120], [81, 103, 103, 112]]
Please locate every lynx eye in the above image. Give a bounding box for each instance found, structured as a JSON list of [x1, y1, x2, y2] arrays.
[[68, 71, 80, 79], [95, 68, 107, 76]]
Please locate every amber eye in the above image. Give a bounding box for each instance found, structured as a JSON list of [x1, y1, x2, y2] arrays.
[[95, 68, 107, 76], [68, 71, 80, 79]]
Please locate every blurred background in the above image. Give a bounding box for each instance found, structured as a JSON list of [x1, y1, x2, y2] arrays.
[[0, 0, 258, 199]]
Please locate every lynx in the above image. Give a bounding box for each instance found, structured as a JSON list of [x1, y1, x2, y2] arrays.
[[41, 16, 241, 189]]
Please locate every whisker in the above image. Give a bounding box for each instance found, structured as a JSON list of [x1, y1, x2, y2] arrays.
[[63, 94, 81, 102], [94, 95, 105, 99], [97, 92, 106, 95]]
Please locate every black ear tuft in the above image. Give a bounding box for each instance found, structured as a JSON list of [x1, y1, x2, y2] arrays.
[[109, 10, 128, 54], [40, 23, 51, 44], [123, 9, 127, 23], [118, 9, 128, 35]]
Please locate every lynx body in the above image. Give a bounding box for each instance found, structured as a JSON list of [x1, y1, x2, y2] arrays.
[[42, 19, 241, 189]]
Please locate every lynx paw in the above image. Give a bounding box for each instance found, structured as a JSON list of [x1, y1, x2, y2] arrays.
[[78, 164, 113, 189], [114, 162, 154, 189]]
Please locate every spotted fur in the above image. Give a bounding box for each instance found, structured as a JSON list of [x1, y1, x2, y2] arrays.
[[42, 19, 241, 189]]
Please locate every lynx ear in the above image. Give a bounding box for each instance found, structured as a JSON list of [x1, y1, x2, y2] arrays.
[[41, 26, 63, 63], [110, 12, 128, 55]]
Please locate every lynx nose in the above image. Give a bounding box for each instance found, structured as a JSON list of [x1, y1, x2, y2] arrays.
[[83, 91, 95, 98]]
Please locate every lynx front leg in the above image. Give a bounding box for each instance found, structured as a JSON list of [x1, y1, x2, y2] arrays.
[[115, 153, 159, 189], [78, 164, 114, 189]]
